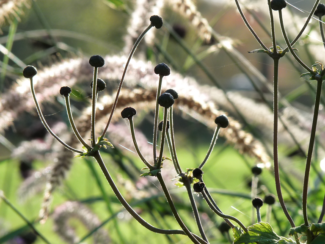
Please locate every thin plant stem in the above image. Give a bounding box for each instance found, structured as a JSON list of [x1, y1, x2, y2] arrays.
[[29, 78, 82, 153], [267, 0, 277, 53], [91, 67, 98, 147], [251, 175, 258, 224], [256, 208, 261, 223], [0, 191, 51, 244], [302, 79, 323, 226], [92, 151, 206, 242], [64, 96, 91, 150], [169, 107, 182, 173], [234, 0, 268, 50], [319, 16, 325, 50], [100, 25, 153, 138], [279, 11, 314, 74], [166, 133, 182, 174], [128, 118, 153, 169], [272, 58, 296, 228], [157, 107, 168, 168], [201, 189, 248, 233], [153, 76, 163, 164], [199, 126, 220, 169], [183, 179, 209, 242], [318, 195, 325, 223], [266, 205, 272, 223], [282, 0, 320, 53], [156, 173, 207, 244]]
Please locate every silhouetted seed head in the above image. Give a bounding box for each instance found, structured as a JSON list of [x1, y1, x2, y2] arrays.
[[192, 168, 203, 179], [165, 89, 178, 99], [154, 63, 170, 76], [60, 86, 72, 97], [251, 166, 263, 176], [172, 24, 187, 39], [90, 78, 106, 92], [252, 198, 264, 208], [89, 55, 105, 67], [158, 121, 170, 131], [23, 66, 37, 78], [214, 115, 229, 128], [121, 107, 137, 119], [150, 15, 163, 29], [315, 3, 325, 18], [158, 93, 174, 108], [193, 182, 205, 193], [264, 194, 276, 205], [270, 0, 287, 11], [218, 222, 231, 233]]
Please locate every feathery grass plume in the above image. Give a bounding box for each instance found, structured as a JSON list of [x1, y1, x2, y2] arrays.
[[0, 0, 31, 27], [53, 201, 110, 244], [123, 0, 165, 56]]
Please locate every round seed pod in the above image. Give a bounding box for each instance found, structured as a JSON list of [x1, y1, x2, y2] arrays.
[[158, 121, 170, 131], [60, 86, 72, 97], [264, 194, 276, 205], [23, 66, 37, 78], [154, 63, 170, 76], [251, 166, 263, 176], [158, 93, 174, 108], [315, 3, 325, 18], [193, 182, 205, 193], [150, 15, 163, 29], [90, 78, 106, 92], [218, 222, 231, 233], [165, 89, 178, 99], [252, 198, 264, 208], [270, 0, 287, 11], [214, 115, 229, 128], [89, 55, 105, 67], [121, 107, 136, 119], [192, 168, 203, 179]]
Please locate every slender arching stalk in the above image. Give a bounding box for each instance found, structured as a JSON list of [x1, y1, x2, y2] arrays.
[[318, 195, 325, 223], [169, 106, 182, 174], [199, 126, 220, 169], [157, 107, 168, 168], [29, 78, 82, 153], [90, 67, 98, 147], [153, 76, 163, 163], [267, 0, 276, 53], [166, 132, 182, 174]]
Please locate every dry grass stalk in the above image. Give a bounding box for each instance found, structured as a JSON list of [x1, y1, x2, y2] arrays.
[[0, 0, 30, 26], [53, 201, 110, 244]]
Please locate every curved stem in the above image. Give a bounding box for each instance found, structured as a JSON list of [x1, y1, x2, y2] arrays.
[[29, 78, 82, 153], [319, 16, 325, 50], [153, 76, 163, 164], [157, 107, 168, 168], [100, 25, 153, 138], [283, 0, 320, 52], [302, 79, 323, 226], [234, 0, 268, 51], [166, 132, 182, 174], [64, 96, 91, 150], [318, 194, 325, 223], [169, 107, 182, 173], [267, 0, 277, 53], [93, 151, 204, 239], [279, 10, 314, 74], [184, 180, 208, 242], [199, 126, 220, 169], [91, 67, 98, 147], [156, 173, 207, 244], [128, 118, 153, 169], [201, 189, 248, 233], [272, 58, 296, 227]]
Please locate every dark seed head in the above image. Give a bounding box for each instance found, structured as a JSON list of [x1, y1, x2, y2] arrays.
[[60, 86, 72, 97], [315, 3, 325, 18], [192, 168, 203, 179], [218, 222, 231, 233], [193, 182, 205, 193], [172, 24, 187, 39], [251, 166, 263, 176], [154, 63, 170, 76], [264, 194, 276, 205], [252, 198, 264, 209], [270, 0, 287, 11], [89, 55, 105, 67], [165, 89, 178, 99], [158, 93, 174, 108], [215, 115, 229, 128], [121, 107, 136, 119], [150, 15, 163, 29], [158, 120, 170, 131], [90, 78, 106, 92], [23, 66, 37, 78]]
